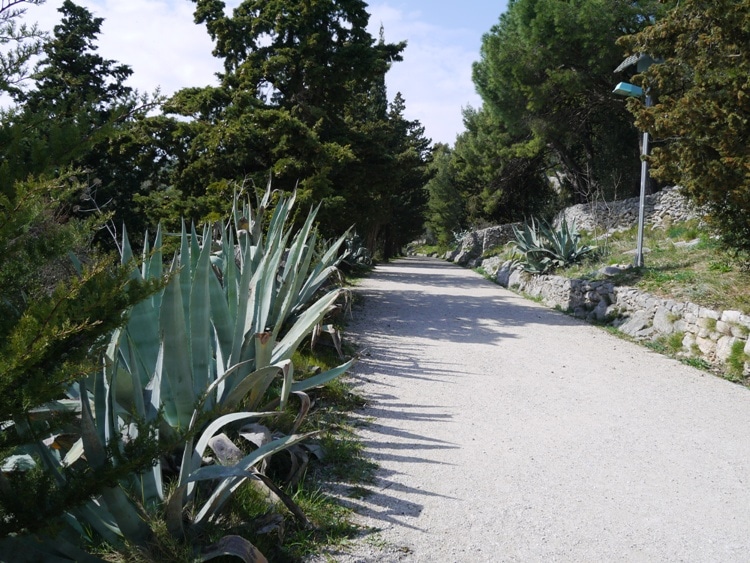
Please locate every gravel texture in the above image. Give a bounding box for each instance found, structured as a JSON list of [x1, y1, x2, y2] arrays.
[[309, 257, 750, 562]]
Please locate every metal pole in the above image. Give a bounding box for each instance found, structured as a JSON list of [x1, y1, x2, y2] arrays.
[[635, 93, 652, 267]]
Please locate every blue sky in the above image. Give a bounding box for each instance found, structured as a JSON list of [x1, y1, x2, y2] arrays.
[[24, 1, 509, 145]]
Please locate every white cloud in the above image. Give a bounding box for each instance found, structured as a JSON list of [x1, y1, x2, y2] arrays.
[[28, 0, 224, 96]]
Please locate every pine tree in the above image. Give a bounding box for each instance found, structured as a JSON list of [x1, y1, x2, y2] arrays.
[[1, 1, 157, 242], [0, 3, 161, 536], [618, 0, 750, 254], [0, 0, 45, 96]]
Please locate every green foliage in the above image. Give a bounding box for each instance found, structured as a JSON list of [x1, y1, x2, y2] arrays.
[[618, 0, 750, 254], [667, 331, 685, 353], [511, 218, 595, 274], [0, 186, 355, 560], [427, 0, 667, 241], [0, 175, 162, 542], [0, 0, 160, 244], [339, 232, 373, 275], [472, 0, 665, 205], [0, 0, 45, 96], [452, 105, 556, 228], [144, 1, 429, 259], [424, 143, 465, 246], [726, 340, 748, 380]]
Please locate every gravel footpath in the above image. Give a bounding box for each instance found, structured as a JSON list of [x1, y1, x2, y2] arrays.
[[310, 257, 750, 562]]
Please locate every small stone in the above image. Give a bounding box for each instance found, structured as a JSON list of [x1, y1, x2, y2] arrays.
[[620, 310, 652, 337], [721, 310, 743, 324]]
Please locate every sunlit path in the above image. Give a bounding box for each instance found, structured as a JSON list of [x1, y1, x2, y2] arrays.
[[314, 256, 750, 562]]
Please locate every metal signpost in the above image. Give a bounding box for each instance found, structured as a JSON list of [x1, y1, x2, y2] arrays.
[[613, 54, 656, 267]]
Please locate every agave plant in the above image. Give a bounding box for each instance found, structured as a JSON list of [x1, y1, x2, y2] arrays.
[[340, 232, 372, 270], [0, 187, 355, 561], [511, 217, 595, 274]]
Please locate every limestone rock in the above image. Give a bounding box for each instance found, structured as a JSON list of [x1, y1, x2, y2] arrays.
[[619, 310, 653, 337], [652, 307, 675, 335], [716, 336, 739, 363]]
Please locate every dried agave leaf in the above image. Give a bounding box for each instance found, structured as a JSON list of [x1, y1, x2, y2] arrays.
[[200, 534, 268, 563]]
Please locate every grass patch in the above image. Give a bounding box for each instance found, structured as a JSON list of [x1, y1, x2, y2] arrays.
[[409, 243, 450, 256], [727, 340, 749, 381], [682, 356, 713, 371], [560, 222, 750, 313], [223, 479, 360, 563], [645, 332, 686, 356]]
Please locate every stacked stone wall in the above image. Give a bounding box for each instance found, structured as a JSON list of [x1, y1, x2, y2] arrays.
[[553, 186, 701, 233]]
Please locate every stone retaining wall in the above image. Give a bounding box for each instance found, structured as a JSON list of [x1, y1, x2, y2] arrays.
[[490, 261, 750, 378], [553, 186, 701, 233], [448, 223, 519, 266]]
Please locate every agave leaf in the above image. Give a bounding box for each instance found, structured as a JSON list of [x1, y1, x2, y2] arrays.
[[220, 363, 287, 411], [223, 227, 239, 323], [190, 237, 213, 401], [295, 231, 348, 310], [278, 360, 294, 411], [209, 253, 234, 366], [165, 482, 188, 539], [177, 409, 203, 503], [150, 224, 164, 310], [252, 236, 288, 341], [160, 261, 196, 430], [190, 412, 271, 475], [294, 265, 341, 314], [203, 357, 255, 405], [183, 464, 258, 485], [272, 289, 343, 363], [0, 536, 87, 563], [123, 275, 161, 390], [80, 382, 150, 543], [230, 239, 256, 367], [135, 341, 165, 506], [188, 223, 200, 268], [242, 339, 277, 409], [27, 399, 81, 418], [179, 220, 192, 324], [61, 438, 84, 467], [268, 210, 317, 340], [253, 331, 274, 370], [193, 431, 317, 525], [252, 471, 313, 528], [238, 423, 272, 449], [73, 501, 123, 546], [120, 225, 134, 269], [288, 391, 311, 435], [291, 358, 355, 393]]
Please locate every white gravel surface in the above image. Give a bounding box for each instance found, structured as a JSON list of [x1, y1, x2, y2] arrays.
[[310, 257, 750, 562]]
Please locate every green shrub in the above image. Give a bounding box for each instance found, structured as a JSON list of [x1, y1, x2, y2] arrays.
[[510, 218, 595, 274]]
